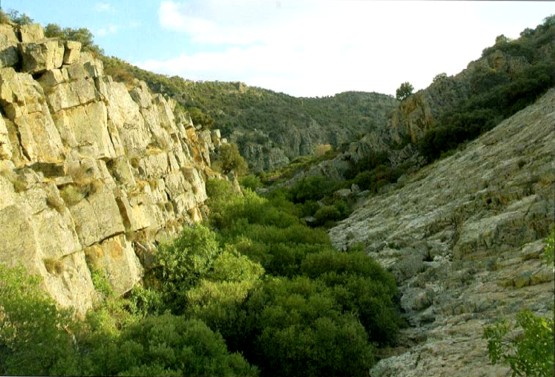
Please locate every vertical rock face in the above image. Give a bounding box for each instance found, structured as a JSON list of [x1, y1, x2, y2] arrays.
[[0, 24, 218, 314], [330, 89, 555, 376]]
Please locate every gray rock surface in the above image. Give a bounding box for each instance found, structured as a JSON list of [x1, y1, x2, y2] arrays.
[[330, 89, 555, 377]]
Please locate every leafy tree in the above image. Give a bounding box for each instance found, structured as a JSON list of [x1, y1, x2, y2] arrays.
[[184, 246, 264, 342], [433, 72, 448, 83], [240, 174, 263, 191], [213, 143, 248, 176], [188, 107, 214, 129], [0, 265, 80, 376], [396, 81, 414, 101], [44, 23, 64, 38], [152, 224, 221, 312], [301, 250, 400, 345], [44, 23, 104, 55], [87, 314, 258, 377], [245, 277, 375, 377], [288, 175, 338, 204], [5, 10, 33, 25], [484, 310, 554, 377]]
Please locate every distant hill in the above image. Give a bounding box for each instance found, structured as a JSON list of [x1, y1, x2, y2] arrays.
[[101, 58, 399, 172], [390, 14, 555, 161], [277, 14, 555, 190]]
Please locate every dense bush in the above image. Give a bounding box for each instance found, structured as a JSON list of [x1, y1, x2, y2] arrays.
[[287, 175, 339, 203], [244, 277, 376, 377], [0, 265, 80, 376], [301, 250, 401, 345], [44, 23, 104, 55], [212, 143, 249, 176], [187, 107, 214, 129], [114, 314, 257, 377], [202, 179, 401, 375], [151, 224, 220, 312], [484, 310, 554, 377]]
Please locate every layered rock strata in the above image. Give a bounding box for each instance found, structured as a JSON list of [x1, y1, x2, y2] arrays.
[[330, 89, 555, 376], [0, 23, 220, 314]]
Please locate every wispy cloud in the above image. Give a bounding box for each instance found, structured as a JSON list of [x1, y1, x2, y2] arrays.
[[96, 24, 119, 37], [146, 0, 553, 97], [94, 2, 115, 13]]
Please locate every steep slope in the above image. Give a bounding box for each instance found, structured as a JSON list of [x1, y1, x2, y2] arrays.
[[391, 16, 554, 157], [329, 89, 554, 376], [102, 58, 399, 172], [0, 23, 222, 314], [288, 16, 554, 189]]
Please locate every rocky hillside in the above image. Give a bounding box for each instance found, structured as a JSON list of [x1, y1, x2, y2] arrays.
[[0, 22, 222, 314], [102, 58, 399, 172], [287, 16, 554, 189], [329, 88, 555, 376]]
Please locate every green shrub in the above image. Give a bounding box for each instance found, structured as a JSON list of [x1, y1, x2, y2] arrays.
[[484, 310, 554, 377], [240, 174, 263, 191], [99, 314, 258, 377], [126, 285, 164, 317], [44, 23, 104, 55], [245, 277, 375, 377], [0, 265, 80, 376], [5, 10, 33, 25], [313, 205, 342, 226], [238, 223, 330, 246], [288, 175, 338, 203], [152, 224, 221, 312], [301, 250, 400, 345], [187, 107, 214, 129], [213, 143, 248, 176]]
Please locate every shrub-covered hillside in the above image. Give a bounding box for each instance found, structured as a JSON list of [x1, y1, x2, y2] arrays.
[[271, 14, 555, 197], [397, 14, 555, 161], [102, 57, 399, 172], [4, 8, 398, 172]]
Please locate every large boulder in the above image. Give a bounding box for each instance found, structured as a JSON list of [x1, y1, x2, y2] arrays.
[[18, 23, 45, 43], [0, 24, 19, 68], [19, 39, 65, 74]]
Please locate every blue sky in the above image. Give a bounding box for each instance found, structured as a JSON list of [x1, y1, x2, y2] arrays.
[[4, 1, 553, 97]]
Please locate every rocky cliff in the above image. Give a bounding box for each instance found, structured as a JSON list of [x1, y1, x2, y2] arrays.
[[329, 89, 555, 376], [102, 59, 400, 172], [0, 23, 221, 314], [389, 23, 554, 147], [295, 19, 554, 187]]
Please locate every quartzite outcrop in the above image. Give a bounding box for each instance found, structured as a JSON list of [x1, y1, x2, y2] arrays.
[[0, 23, 222, 314], [330, 89, 555, 377]]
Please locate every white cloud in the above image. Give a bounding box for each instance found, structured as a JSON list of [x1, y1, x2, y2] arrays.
[[96, 24, 119, 37], [145, 1, 553, 97], [94, 2, 115, 13]]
